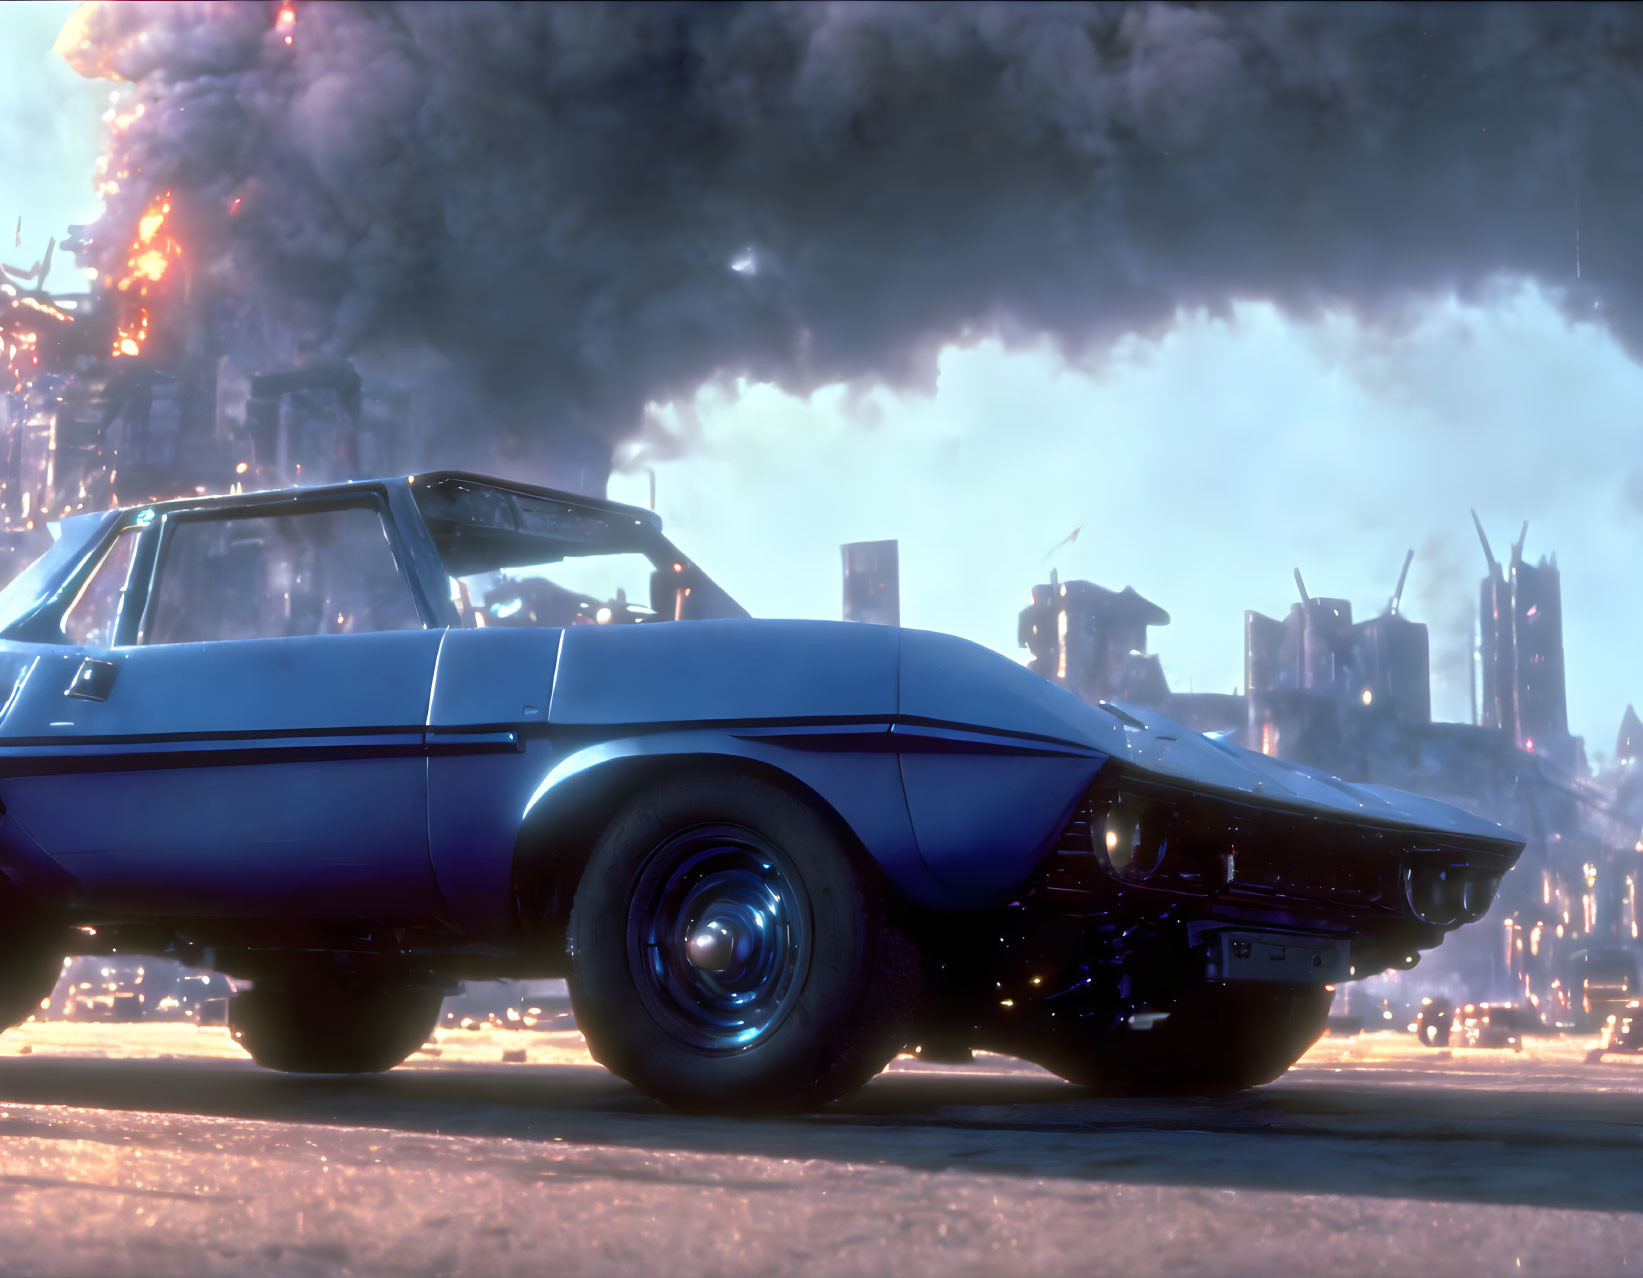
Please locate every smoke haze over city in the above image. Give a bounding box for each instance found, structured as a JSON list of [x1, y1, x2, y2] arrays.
[[6, 1, 1643, 748]]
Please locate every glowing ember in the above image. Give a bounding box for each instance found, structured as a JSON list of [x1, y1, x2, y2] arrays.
[[112, 307, 149, 359], [109, 193, 180, 359], [2, 328, 41, 396], [278, 3, 295, 46]]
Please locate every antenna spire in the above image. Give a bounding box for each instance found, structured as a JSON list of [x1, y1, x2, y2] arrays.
[[1470, 509, 1499, 578], [1389, 548, 1414, 615]]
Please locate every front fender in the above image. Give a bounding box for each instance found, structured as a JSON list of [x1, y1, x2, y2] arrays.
[[521, 728, 949, 908], [891, 728, 1107, 907]]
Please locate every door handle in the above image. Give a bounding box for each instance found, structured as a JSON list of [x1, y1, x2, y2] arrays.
[[66, 658, 118, 702]]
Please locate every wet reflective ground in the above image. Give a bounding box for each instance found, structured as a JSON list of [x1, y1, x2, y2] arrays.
[[0, 1026, 1638, 1276]]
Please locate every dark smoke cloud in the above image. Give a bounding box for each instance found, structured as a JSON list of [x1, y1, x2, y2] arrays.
[[60, 1, 1643, 479]]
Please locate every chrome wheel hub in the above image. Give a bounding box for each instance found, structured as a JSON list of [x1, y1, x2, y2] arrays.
[[628, 824, 811, 1054], [686, 916, 751, 975]]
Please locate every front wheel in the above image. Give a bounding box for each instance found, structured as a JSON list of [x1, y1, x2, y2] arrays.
[[0, 921, 66, 1031], [1030, 983, 1333, 1096], [231, 979, 443, 1074], [568, 772, 920, 1114]]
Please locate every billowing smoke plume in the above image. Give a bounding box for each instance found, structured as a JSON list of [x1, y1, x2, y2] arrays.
[[58, 1, 1643, 484]]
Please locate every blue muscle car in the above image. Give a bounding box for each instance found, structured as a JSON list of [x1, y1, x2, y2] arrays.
[[0, 473, 1522, 1110]]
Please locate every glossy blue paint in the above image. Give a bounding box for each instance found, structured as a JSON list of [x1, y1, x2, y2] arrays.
[[1090, 697, 1517, 841], [0, 471, 1518, 946], [428, 626, 559, 728], [0, 779, 86, 906], [0, 631, 444, 916], [898, 627, 1128, 751], [886, 722, 1103, 758], [424, 626, 562, 932], [548, 619, 898, 726], [899, 751, 1105, 905], [520, 728, 947, 911], [902, 628, 1518, 843]]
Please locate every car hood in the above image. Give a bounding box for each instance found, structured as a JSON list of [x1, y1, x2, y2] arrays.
[[548, 619, 1518, 850], [898, 627, 1522, 850]]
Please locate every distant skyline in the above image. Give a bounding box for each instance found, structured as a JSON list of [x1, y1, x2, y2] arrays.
[[6, 3, 1642, 759], [607, 292, 1643, 762]]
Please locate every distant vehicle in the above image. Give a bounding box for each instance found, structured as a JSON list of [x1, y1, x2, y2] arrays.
[[1589, 999, 1643, 1060], [1417, 998, 1551, 1050], [48, 957, 232, 1022], [0, 473, 1523, 1111], [1416, 996, 1455, 1046]]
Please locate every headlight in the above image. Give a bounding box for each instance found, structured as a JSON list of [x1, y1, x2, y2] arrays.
[[1095, 793, 1166, 881], [1403, 864, 1498, 925]]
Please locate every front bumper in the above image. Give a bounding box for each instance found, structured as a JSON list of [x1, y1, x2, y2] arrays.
[[1195, 926, 1351, 985], [1038, 773, 1524, 978]]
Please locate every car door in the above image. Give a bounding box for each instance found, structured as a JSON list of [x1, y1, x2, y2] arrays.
[[0, 493, 447, 920]]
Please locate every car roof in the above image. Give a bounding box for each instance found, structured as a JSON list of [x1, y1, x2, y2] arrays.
[[128, 470, 663, 531]]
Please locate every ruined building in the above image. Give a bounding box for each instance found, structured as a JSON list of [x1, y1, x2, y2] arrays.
[[1019, 526, 1640, 1028], [1018, 576, 1243, 736], [1, 203, 609, 544]]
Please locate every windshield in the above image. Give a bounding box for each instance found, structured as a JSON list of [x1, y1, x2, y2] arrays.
[[411, 476, 746, 627], [0, 510, 120, 636]]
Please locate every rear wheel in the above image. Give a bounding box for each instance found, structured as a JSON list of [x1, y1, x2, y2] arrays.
[[1030, 983, 1332, 1095], [568, 772, 919, 1113], [230, 979, 443, 1074]]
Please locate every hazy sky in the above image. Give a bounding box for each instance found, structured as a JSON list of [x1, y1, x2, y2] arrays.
[[4, 2, 1640, 759], [0, 1, 106, 291]]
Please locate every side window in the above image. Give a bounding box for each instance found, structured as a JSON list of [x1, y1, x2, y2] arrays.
[[451, 551, 662, 628], [142, 505, 423, 645], [62, 528, 141, 648]]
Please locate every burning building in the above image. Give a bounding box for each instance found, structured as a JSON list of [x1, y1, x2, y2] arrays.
[[0, 204, 483, 539]]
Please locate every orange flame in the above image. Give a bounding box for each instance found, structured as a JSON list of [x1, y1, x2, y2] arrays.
[[2, 286, 73, 395], [110, 192, 180, 359], [278, 2, 295, 46]]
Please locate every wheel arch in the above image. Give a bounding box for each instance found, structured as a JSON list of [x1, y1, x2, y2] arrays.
[[509, 745, 919, 945]]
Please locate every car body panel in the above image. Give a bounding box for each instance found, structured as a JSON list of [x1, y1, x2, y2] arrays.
[[429, 626, 558, 729], [519, 728, 944, 912], [899, 627, 1128, 753], [546, 619, 899, 727], [0, 630, 444, 917], [900, 627, 1515, 846], [898, 751, 1105, 903], [0, 472, 1521, 985]]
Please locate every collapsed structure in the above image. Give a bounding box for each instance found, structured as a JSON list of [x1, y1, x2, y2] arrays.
[[1019, 538, 1642, 1028], [0, 205, 607, 561]]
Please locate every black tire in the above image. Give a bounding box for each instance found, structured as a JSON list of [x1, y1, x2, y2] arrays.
[[0, 922, 65, 1031], [568, 771, 919, 1114], [1031, 983, 1333, 1096], [230, 980, 443, 1074]]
